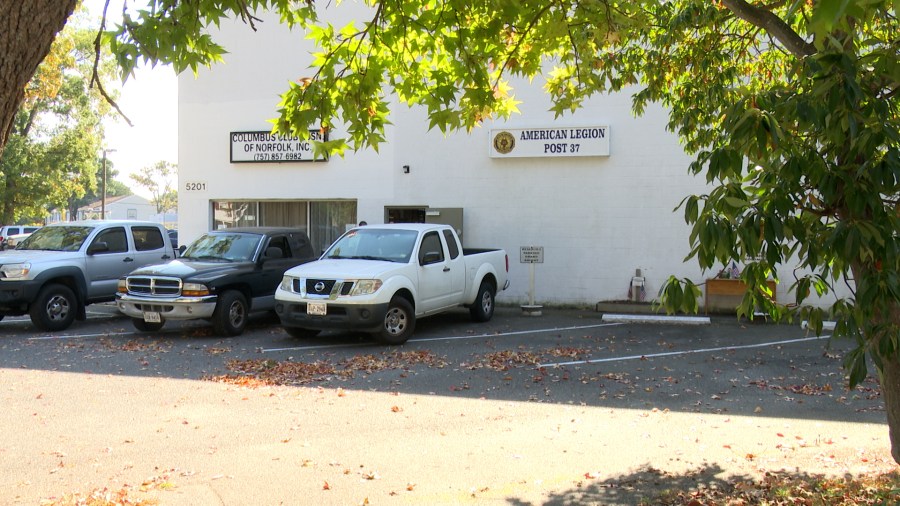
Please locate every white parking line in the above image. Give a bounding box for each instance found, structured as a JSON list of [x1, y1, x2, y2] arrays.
[[537, 334, 833, 368], [261, 322, 625, 353], [27, 331, 136, 341]]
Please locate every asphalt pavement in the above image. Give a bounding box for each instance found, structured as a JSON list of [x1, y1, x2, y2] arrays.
[[0, 304, 894, 505]]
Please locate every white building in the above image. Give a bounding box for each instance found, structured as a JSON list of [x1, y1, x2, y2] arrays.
[[76, 194, 157, 222], [177, 7, 814, 308]]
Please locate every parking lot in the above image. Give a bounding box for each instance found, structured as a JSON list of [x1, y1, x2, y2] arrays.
[[0, 304, 893, 505]]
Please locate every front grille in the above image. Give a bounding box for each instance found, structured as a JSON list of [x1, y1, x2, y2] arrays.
[[302, 279, 354, 296], [135, 303, 174, 313], [127, 276, 182, 296], [305, 278, 336, 295]]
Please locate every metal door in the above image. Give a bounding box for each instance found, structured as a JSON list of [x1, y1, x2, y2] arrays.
[[424, 208, 464, 244], [84, 227, 135, 298]]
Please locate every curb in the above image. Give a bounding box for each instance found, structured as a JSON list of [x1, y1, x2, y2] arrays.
[[601, 313, 710, 325]]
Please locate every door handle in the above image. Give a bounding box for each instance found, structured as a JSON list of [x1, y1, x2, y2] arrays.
[[123, 257, 134, 262], [443, 266, 450, 272]]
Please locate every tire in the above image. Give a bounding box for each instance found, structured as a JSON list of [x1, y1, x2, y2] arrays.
[[469, 281, 496, 322], [29, 284, 77, 332], [284, 326, 321, 339], [374, 296, 415, 345], [132, 317, 165, 332], [212, 290, 248, 336]]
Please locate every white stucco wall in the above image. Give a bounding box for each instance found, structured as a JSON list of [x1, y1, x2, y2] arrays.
[[177, 6, 848, 308]]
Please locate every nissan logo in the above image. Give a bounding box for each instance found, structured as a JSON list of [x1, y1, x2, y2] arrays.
[[314, 281, 326, 293]]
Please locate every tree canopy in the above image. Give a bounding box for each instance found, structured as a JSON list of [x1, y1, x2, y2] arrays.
[[129, 160, 177, 213], [0, 6, 118, 224]]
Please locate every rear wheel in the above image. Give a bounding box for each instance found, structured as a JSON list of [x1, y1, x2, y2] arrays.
[[284, 326, 321, 339], [132, 318, 165, 332], [374, 296, 415, 345], [469, 281, 496, 322], [30, 284, 77, 331], [212, 290, 248, 336]]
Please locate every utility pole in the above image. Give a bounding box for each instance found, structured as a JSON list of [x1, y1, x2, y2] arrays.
[[101, 148, 116, 219]]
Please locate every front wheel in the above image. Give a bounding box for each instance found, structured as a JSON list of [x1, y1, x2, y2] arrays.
[[132, 317, 165, 332], [212, 290, 248, 336], [30, 284, 77, 331], [374, 296, 415, 345], [469, 281, 496, 322]]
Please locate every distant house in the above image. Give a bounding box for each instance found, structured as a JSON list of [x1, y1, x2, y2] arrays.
[[76, 195, 157, 221]]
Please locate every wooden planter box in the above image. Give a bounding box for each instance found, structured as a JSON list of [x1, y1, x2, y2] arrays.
[[705, 278, 777, 314]]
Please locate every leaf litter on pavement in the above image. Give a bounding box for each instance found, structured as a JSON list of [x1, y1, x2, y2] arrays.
[[42, 331, 894, 504]]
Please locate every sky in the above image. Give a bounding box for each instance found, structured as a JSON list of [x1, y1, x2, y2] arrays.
[[82, 0, 178, 198]]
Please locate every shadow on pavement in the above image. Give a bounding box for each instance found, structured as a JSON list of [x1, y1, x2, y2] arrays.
[[0, 305, 885, 427]]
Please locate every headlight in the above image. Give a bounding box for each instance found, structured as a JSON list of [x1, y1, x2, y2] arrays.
[[349, 279, 382, 296], [117, 278, 128, 293], [0, 262, 30, 279], [182, 282, 210, 297], [280, 276, 295, 292]]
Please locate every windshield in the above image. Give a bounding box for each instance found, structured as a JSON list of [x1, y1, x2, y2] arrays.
[[16, 226, 94, 252], [181, 232, 262, 262], [324, 228, 417, 263]]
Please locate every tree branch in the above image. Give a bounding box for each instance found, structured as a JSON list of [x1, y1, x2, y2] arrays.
[[90, 0, 132, 127], [720, 0, 815, 58]]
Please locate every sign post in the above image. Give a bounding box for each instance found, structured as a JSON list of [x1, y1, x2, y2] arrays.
[[520, 246, 544, 316]]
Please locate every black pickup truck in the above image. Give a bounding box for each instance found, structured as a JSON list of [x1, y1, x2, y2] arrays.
[[116, 227, 316, 336]]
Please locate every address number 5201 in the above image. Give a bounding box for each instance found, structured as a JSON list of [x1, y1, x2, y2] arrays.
[[184, 181, 207, 191]]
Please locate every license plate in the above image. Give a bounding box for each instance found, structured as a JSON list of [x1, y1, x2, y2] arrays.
[[143, 311, 161, 323], [307, 302, 327, 316]]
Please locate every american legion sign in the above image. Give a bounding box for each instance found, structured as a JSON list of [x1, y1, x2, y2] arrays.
[[489, 126, 610, 158]]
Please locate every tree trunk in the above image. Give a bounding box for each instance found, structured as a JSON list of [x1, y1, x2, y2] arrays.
[[2, 171, 15, 225], [846, 228, 899, 465], [0, 1, 78, 157], [882, 346, 900, 464]]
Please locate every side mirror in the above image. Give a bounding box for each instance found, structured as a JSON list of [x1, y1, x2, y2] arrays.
[[264, 247, 283, 260], [87, 241, 109, 255], [420, 251, 442, 265]]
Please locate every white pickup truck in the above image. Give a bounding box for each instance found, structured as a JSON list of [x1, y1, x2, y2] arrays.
[[274, 223, 509, 344]]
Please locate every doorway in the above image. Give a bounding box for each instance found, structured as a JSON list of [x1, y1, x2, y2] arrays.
[[384, 206, 464, 244], [385, 207, 426, 224]]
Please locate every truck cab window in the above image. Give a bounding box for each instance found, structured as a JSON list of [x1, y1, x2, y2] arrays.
[[267, 236, 291, 258], [442, 229, 460, 259], [92, 228, 128, 254], [419, 232, 444, 265], [132, 226, 165, 251]]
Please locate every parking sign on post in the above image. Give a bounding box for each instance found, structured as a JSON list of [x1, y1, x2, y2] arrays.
[[520, 246, 544, 264], [520, 246, 543, 316]]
